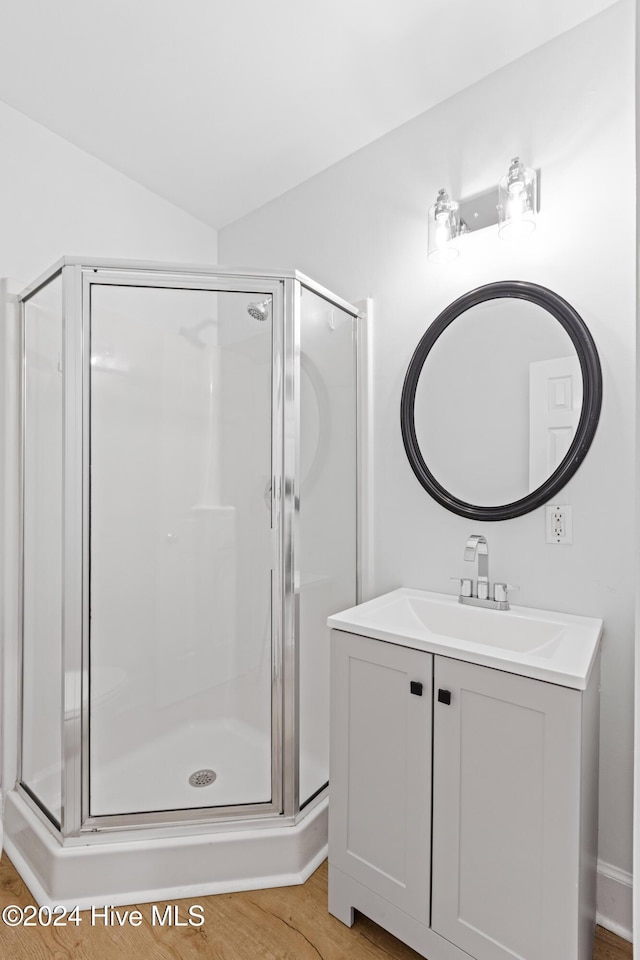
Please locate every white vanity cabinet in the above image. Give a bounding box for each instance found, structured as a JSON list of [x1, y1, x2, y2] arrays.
[[328, 627, 600, 960], [329, 631, 433, 923]]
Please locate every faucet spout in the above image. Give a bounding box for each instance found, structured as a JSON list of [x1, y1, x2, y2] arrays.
[[464, 534, 489, 581], [456, 534, 510, 609]]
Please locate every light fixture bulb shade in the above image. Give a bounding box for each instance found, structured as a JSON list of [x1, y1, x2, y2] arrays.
[[428, 188, 460, 262], [497, 157, 537, 239]]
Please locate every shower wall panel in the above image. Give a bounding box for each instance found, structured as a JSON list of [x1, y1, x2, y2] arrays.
[[21, 276, 64, 824], [217, 295, 273, 735]]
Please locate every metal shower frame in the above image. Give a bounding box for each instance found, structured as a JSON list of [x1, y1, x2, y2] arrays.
[[16, 257, 362, 844]]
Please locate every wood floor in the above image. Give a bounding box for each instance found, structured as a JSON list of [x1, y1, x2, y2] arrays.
[[0, 853, 632, 960]]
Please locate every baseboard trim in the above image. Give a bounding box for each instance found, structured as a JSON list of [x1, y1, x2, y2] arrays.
[[596, 859, 633, 942]]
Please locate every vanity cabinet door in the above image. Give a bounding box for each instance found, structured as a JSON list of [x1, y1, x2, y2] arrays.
[[431, 656, 582, 960], [329, 630, 432, 923]]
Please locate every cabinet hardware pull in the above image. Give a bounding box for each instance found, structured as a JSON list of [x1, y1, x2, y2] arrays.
[[410, 681, 423, 696], [438, 689, 452, 705]]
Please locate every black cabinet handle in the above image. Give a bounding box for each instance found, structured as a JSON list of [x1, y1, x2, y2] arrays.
[[410, 681, 423, 696], [438, 689, 451, 705]]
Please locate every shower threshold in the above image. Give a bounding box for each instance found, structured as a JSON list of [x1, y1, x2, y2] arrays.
[[3, 789, 328, 909]]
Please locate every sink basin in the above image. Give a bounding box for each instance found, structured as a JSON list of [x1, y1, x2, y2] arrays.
[[349, 592, 568, 652], [327, 588, 602, 689]]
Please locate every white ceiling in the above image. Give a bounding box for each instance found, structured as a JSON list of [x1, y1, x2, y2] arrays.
[[0, 0, 620, 229]]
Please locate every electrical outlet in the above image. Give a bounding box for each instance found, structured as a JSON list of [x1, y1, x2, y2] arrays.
[[546, 505, 572, 544]]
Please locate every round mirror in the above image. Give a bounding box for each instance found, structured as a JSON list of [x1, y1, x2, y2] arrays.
[[401, 281, 602, 520]]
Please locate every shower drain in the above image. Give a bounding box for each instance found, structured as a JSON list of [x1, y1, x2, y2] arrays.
[[189, 769, 217, 788]]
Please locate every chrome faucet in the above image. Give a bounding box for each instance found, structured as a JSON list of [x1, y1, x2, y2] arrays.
[[464, 534, 489, 599], [454, 534, 513, 610]]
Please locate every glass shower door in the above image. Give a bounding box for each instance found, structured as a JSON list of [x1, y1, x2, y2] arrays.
[[88, 281, 276, 818]]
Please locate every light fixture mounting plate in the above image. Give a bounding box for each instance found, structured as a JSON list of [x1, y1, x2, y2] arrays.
[[457, 170, 540, 234]]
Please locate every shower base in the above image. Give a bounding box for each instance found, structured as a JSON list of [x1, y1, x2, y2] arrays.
[[3, 789, 328, 910], [91, 717, 273, 815]]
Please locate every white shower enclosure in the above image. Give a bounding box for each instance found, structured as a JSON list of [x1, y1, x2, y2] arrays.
[[9, 258, 359, 902]]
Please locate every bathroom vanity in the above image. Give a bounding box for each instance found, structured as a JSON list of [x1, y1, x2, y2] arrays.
[[327, 589, 602, 960]]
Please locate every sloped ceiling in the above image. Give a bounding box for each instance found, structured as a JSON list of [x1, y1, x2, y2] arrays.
[[0, 0, 620, 227]]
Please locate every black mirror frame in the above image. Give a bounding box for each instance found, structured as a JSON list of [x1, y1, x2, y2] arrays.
[[400, 281, 602, 521]]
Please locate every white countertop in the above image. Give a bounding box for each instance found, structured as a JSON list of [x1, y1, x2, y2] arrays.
[[328, 588, 603, 690]]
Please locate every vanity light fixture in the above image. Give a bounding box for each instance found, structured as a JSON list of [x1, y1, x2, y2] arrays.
[[497, 156, 538, 239], [427, 188, 465, 263], [427, 158, 539, 262]]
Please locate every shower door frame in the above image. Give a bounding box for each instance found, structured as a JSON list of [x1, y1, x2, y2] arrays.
[[16, 257, 362, 843], [79, 266, 288, 834]]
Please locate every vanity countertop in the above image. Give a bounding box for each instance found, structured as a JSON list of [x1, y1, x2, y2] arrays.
[[328, 588, 603, 690]]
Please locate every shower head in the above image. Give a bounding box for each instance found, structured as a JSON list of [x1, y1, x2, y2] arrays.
[[247, 299, 270, 322]]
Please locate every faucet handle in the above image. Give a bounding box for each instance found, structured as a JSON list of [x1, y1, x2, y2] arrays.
[[450, 576, 473, 598], [493, 583, 519, 603], [477, 578, 490, 601]]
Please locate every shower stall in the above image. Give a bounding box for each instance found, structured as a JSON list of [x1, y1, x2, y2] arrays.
[[4, 257, 361, 906]]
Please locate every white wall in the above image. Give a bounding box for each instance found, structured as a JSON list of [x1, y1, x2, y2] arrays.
[[220, 0, 636, 935], [0, 98, 218, 283]]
